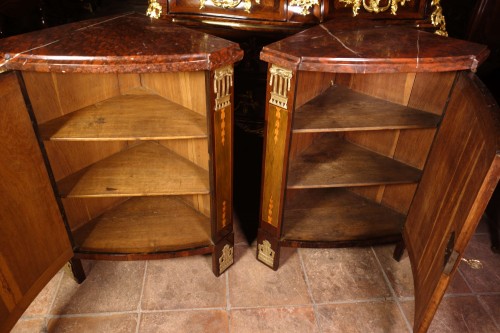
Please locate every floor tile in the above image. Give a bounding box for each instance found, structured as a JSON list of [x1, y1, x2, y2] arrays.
[[10, 318, 46, 333], [51, 261, 145, 315], [372, 245, 472, 298], [47, 313, 137, 333], [460, 235, 500, 293], [373, 245, 414, 298], [230, 307, 318, 333], [23, 271, 63, 316], [317, 301, 409, 333], [141, 256, 226, 310], [228, 246, 311, 307], [300, 247, 391, 303], [478, 295, 500, 329], [139, 310, 229, 333], [401, 296, 499, 333]]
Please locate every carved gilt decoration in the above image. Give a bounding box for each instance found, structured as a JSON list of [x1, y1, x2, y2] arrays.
[[431, 0, 448, 37], [339, 0, 409, 16], [258, 240, 275, 267], [200, 0, 260, 13], [269, 65, 293, 109], [289, 0, 320, 16], [146, 0, 163, 19], [219, 244, 234, 273]]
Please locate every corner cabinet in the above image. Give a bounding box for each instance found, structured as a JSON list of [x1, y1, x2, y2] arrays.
[[256, 24, 499, 332], [0, 13, 242, 332]]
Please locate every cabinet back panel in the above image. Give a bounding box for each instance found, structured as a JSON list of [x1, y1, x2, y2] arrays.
[[347, 73, 416, 105], [159, 138, 209, 171], [140, 72, 207, 117], [118, 73, 142, 94], [64, 197, 129, 231], [408, 71, 457, 115], [180, 194, 211, 218], [44, 141, 135, 181], [295, 71, 336, 109], [23, 72, 121, 124]]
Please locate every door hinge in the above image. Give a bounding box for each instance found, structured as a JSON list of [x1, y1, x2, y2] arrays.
[[443, 249, 459, 275]]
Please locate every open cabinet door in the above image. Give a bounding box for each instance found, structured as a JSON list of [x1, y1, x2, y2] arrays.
[[0, 72, 73, 332], [404, 71, 500, 333]]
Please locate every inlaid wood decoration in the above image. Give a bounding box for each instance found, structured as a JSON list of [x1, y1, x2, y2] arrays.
[[213, 65, 234, 233], [261, 65, 294, 229]]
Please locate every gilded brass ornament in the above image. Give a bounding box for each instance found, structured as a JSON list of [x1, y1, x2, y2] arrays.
[[269, 65, 293, 109], [219, 244, 234, 273], [339, 0, 409, 16], [214, 65, 234, 111], [258, 240, 275, 267], [220, 108, 226, 146], [146, 0, 163, 19], [274, 107, 282, 144], [430, 0, 448, 37], [200, 0, 260, 13], [289, 0, 319, 16]]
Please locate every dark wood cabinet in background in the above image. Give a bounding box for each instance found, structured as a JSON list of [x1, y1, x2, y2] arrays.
[[255, 22, 500, 333], [0, 13, 242, 333]]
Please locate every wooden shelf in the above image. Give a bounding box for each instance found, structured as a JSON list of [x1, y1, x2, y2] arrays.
[[57, 142, 210, 197], [282, 188, 404, 243], [287, 134, 421, 188], [293, 85, 441, 133], [39, 88, 207, 141], [73, 196, 211, 253]]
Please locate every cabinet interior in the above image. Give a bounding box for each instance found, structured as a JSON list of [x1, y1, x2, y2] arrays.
[[22, 71, 212, 255], [281, 71, 457, 246]]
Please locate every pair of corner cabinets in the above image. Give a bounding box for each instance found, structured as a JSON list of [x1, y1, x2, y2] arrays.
[[1, 14, 499, 333]]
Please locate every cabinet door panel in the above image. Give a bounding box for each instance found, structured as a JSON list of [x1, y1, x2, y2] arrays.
[[0, 72, 72, 333], [404, 72, 500, 333]]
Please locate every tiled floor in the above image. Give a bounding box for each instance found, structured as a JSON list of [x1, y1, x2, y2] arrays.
[[11, 218, 500, 333]]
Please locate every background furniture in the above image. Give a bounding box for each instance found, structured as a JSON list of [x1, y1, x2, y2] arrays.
[[256, 22, 499, 332], [0, 13, 242, 332]]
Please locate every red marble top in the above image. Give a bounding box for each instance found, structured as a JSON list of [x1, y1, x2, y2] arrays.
[[0, 13, 243, 73], [260, 22, 490, 73]]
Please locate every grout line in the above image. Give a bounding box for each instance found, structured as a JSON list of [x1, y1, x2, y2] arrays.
[[226, 270, 232, 333], [297, 248, 322, 333], [477, 294, 500, 330], [457, 266, 476, 294], [135, 260, 149, 333], [39, 267, 68, 330], [314, 297, 400, 306], [371, 247, 413, 333], [230, 304, 320, 311]]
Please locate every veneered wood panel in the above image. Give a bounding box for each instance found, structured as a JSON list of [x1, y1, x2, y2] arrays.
[[0, 72, 72, 333], [261, 103, 290, 228], [405, 72, 500, 333]]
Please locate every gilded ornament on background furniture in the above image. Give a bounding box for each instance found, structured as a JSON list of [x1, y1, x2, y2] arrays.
[[430, 0, 448, 36], [274, 107, 282, 144], [219, 244, 234, 273], [200, 0, 260, 13], [257, 240, 275, 267], [289, 0, 320, 16], [339, 0, 409, 16], [146, 0, 162, 19], [220, 108, 226, 146]]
